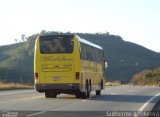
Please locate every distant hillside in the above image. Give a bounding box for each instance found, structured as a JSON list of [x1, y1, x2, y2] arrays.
[[0, 31, 160, 83], [131, 67, 160, 86]]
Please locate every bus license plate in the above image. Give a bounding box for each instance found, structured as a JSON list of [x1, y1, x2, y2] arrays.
[[53, 77, 60, 81]]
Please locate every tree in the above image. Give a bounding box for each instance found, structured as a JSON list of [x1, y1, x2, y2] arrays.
[[21, 34, 26, 42], [14, 39, 18, 43], [40, 30, 46, 35]]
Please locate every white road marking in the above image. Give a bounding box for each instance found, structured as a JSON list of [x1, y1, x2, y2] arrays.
[[129, 90, 134, 92], [26, 111, 46, 117], [138, 92, 160, 111], [110, 93, 117, 95], [0, 90, 35, 96], [82, 100, 86, 101], [0, 95, 44, 104]]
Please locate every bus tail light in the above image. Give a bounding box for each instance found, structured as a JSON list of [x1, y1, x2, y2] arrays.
[[34, 73, 38, 80], [76, 72, 80, 80]]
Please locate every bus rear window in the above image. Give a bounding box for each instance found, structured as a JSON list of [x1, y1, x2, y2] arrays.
[[40, 35, 74, 54]]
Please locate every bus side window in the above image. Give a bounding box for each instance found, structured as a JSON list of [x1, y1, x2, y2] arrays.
[[80, 42, 85, 60]]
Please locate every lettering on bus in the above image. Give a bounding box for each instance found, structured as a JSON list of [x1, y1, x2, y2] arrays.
[[41, 64, 72, 72], [40, 56, 73, 62]]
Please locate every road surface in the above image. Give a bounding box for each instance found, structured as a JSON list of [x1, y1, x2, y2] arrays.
[[0, 86, 160, 117]]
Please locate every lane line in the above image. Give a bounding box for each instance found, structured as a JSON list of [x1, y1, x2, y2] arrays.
[[26, 111, 46, 117], [82, 100, 86, 101], [129, 90, 134, 92], [0, 90, 35, 96], [0, 95, 44, 104], [138, 92, 160, 111], [110, 93, 117, 95]]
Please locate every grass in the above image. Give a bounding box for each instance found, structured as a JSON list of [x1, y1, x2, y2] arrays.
[[128, 83, 160, 87], [0, 82, 34, 90], [105, 81, 121, 86]]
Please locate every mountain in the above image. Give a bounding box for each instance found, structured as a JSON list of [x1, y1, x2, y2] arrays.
[[0, 31, 160, 83]]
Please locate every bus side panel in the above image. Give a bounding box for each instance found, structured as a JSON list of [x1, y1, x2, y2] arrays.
[[78, 40, 105, 92], [80, 60, 103, 91]]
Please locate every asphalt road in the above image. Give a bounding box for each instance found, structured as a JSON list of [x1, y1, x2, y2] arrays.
[[0, 86, 160, 117]]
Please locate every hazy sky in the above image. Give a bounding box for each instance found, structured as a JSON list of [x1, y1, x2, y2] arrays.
[[0, 0, 160, 52]]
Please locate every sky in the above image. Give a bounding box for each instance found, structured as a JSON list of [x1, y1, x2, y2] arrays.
[[0, 0, 160, 52]]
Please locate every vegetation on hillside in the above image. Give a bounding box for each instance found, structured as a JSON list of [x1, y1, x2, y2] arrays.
[[105, 81, 121, 86], [0, 82, 33, 90], [0, 31, 160, 84], [0, 34, 36, 83], [131, 68, 160, 86]]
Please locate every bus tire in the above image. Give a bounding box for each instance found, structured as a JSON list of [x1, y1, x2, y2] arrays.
[[45, 91, 57, 98], [75, 93, 81, 99], [101, 80, 103, 89], [81, 92, 87, 99], [96, 90, 101, 96], [82, 81, 90, 99], [51, 94, 57, 98], [89, 79, 92, 91]]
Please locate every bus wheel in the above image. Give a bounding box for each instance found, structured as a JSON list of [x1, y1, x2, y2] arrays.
[[82, 81, 90, 99], [96, 90, 101, 96], [101, 80, 103, 89], [45, 91, 57, 98], [89, 80, 92, 91], [75, 93, 81, 99], [51, 93, 57, 98]]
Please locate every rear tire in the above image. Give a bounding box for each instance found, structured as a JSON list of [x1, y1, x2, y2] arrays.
[[101, 80, 104, 89], [45, 91, 57, 98], [82, 81, 90, 99], [75, 93, 81, 99], [96, 90, 101, 96], [81, 92, 87, 99]]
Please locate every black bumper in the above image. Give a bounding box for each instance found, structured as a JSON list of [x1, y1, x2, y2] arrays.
[[35, 83, 80, 93]]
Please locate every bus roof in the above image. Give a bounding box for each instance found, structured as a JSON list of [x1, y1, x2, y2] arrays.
[[76, 35, 103, 50]]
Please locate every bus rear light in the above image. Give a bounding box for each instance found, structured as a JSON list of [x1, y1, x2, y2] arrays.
[[34, 73, 38, 80], [76, 72, 80, 80]]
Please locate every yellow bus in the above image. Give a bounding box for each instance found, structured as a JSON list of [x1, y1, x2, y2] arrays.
[[34, 34, 105, 99]]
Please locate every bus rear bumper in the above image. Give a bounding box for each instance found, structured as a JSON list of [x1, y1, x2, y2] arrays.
[[35, 83, 80, 93]]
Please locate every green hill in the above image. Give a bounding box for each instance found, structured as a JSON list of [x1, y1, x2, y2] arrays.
[[0, 31, 160, 84]]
